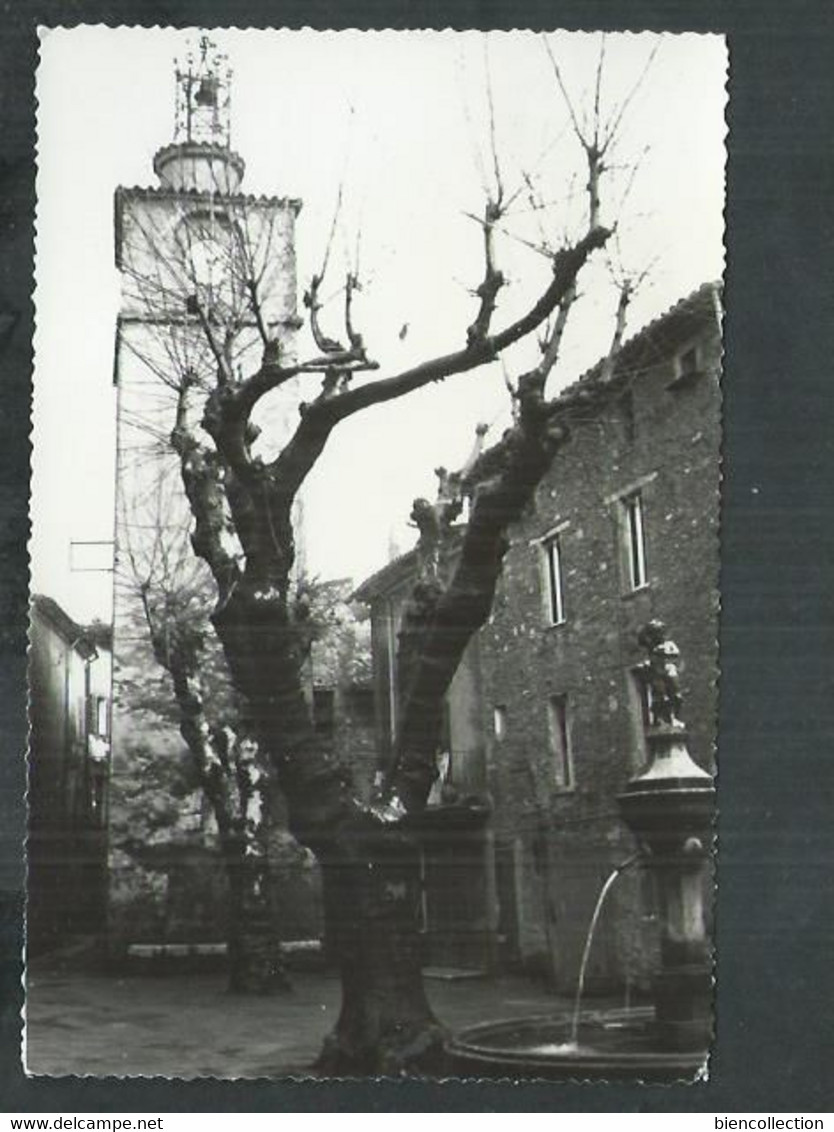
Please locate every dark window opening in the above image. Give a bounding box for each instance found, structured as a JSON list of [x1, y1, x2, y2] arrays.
[[95, 696, 109, 739], [668, 345, 702, 389], [624, 493, 648, 590], [547, 694, 573, 790], [544, 535, 565, 625], [680, 346, 699, 376]]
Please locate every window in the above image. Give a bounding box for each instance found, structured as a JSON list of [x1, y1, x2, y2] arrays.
[[668, 344, 701, 389], [537, 523, 569, 625], [95, 696, 109, 739], [86, 694, 109, 740], [493, 705, 508, 741], [543, 534, 566, 625], [547, 695, 573, 790], [679, 346, 699, 378], [623, 492, 648, 591], [606, 475, 656, 593]]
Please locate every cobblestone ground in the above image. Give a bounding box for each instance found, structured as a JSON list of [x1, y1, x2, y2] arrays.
[[24, 961, 573, 1079]]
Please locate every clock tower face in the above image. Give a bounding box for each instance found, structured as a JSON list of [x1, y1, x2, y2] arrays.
[[189, 227, 223, 287], [177, 213, 240, 315]]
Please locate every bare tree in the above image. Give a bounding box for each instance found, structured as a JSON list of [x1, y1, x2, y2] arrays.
[[121, 496, 291, 993], [116, 35, 664, 1070]]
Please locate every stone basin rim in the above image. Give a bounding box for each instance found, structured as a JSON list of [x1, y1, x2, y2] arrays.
[[445, 1008, 709, 1076]]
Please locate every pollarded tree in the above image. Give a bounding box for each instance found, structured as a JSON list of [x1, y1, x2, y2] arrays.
[[117, 33, 659, 1071], [121, 483, 357, 993], [120, 491, 292, 993]]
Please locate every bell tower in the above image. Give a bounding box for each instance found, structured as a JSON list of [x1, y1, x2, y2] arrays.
[[107, 36, 305, 955], [153, 35, 245, 195], [114, 33, 303, 423]]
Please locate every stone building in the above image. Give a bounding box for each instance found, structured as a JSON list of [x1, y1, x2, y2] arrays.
[[356, 283, 722, 989], [28, 595, 113, 954]]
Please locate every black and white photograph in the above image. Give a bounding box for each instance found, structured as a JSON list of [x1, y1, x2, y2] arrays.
[[26, 26, 726, 1082]]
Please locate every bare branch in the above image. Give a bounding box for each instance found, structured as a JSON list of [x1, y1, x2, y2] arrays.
[[319, 184, 344, 283], [592, 34, 606, 151], [483, 38, 505, 206], [616, 143, 652, 215], [601, 38, 661, 151], [586, 145, 603, 231], [267, 225, 607, 511], [330, 225, 609, 421], [599, 279, 632, 382], [466, 199, 506, 347], [463, 209, 555, 263], [542, 34, 588, 148], [543, 32, 656, 232], [186, 293, 234, 386], [536, 281, 577, 382], [303, 272, 346, 355], [344, 272, 365, 354], [246, 278, 270, 348]]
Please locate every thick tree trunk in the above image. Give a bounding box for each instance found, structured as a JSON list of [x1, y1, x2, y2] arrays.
[[158, 657, 291, 996], [315, 825, 446, 1075], [224, 839, 290, 994]]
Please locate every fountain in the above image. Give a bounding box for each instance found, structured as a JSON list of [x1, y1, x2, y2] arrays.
[[446, 620, 715, 1080]]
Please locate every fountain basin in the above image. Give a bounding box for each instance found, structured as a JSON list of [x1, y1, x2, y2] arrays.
[[445, 1008, 708, 1081]]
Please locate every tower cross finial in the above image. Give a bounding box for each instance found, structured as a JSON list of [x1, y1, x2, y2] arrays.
[[173, 33, 233, 147]]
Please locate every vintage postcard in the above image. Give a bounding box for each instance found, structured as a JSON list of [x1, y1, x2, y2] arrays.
[[27, 26, 726, 1081]]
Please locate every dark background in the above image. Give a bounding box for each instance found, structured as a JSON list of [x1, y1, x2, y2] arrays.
[[2, 0, 833, 1113]]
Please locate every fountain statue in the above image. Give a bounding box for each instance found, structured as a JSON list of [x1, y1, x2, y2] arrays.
[[446, 621, 715, 1080], [618, 619, 714, 1057]]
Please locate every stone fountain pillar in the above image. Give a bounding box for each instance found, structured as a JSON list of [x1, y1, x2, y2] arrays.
[[618, 621, 715, 1054]]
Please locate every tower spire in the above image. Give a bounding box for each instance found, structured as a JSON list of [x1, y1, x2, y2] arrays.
[[174, 34, 233, 148], [153, 32, 245, 195]]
